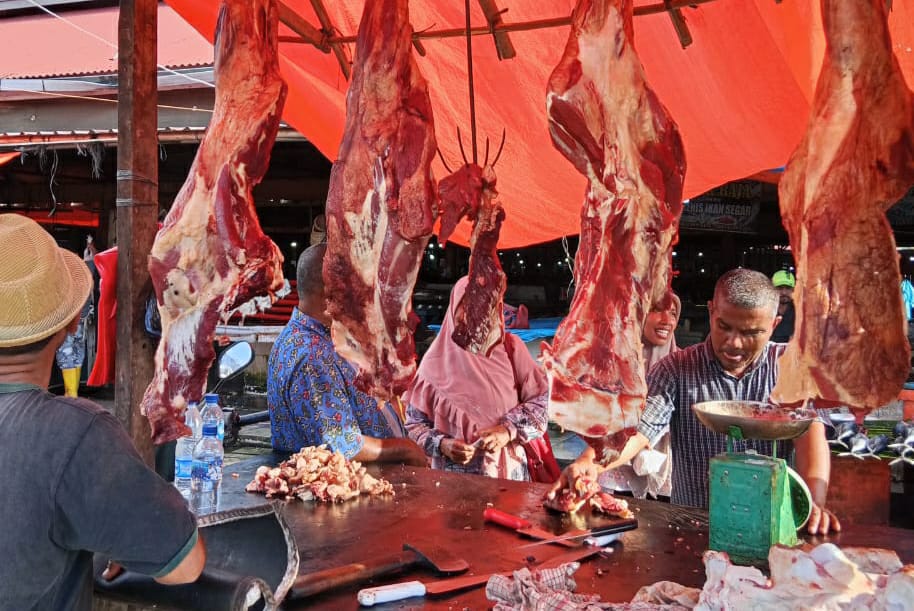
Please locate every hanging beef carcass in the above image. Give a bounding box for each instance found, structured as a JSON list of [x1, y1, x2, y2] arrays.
[[323, 0, 437, 398], [770, 0, 914, 418], [438, 140, 508, 356], [142, 0, 287, 443], [541, 0, 686, 458]]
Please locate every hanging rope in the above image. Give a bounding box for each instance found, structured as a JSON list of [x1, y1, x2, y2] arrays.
[[464, 0, 478, 165]]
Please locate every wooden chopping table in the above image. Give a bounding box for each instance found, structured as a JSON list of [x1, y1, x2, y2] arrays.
[[215, 455, 914, 610]]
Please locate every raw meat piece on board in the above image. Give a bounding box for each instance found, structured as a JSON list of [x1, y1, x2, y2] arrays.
[[142, 0, 287, 443], [771, 0, 914, 418], [541, 0, 685, 458], [323, 0, 438, 398]]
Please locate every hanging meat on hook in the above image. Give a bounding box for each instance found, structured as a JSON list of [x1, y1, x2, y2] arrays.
[[438, 130, 509, 356], [770, 0, 914, 419], [541, 0, 686, 459], [323, 0, 438, 398], [142, 0, 287, 443]]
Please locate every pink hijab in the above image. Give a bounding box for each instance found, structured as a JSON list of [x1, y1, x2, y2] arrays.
[[642, 291, 681, 372], [404, 277, 546, 442]]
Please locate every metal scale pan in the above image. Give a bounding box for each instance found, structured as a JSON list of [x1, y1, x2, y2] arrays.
[[692, 400, 817, 441], [693, 401, 816, 537]]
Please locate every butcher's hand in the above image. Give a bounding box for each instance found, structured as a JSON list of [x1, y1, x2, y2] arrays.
[[441, 438, 476, 465], [806, 503, 841, 536], [545, 447, 602, 501], [476, 425, 511, 453]]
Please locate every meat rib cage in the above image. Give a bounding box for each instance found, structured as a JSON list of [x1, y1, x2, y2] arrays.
[[141, 0, 287, 443], [770, 0, 914, 417], [439, 163, 508, 356], [541, 0, 685, 454], [323, 0, 438, 399]]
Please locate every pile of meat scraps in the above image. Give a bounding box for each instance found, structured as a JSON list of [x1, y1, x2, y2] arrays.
[[486, 543, 913, 610], [245, 445, 394, 503]]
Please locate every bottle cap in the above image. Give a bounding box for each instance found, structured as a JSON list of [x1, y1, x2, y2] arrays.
[[204, 393, 219, 404]]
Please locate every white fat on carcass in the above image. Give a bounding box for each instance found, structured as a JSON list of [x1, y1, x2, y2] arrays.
[[337, 154, 418, 373], [543, 0, 672, 444]]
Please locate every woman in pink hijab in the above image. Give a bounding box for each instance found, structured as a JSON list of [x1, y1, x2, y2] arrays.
[[404, 277, 549, 481]]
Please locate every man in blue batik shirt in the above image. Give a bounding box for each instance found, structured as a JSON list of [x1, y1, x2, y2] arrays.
[[268, 244, 426, 466]]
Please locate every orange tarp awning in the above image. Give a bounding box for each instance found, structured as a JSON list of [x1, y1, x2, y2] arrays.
[[164, 0, 914, 248]]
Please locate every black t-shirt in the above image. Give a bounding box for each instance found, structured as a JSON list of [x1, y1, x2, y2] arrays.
[[0, 385, 198, 611], [771, 302, 796, 343]]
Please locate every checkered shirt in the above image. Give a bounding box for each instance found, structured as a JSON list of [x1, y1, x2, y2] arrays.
[[638, 338, 806, 509]]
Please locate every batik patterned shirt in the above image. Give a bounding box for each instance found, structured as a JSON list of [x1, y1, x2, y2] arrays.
[[268, 310, 394, 458], [637, 338, 828, 509]]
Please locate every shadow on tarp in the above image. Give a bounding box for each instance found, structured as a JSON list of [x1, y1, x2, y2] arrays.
[[94, 502, 299, 611]]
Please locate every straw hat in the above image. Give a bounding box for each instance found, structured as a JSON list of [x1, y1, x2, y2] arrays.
[[0, 214, 93, 348]]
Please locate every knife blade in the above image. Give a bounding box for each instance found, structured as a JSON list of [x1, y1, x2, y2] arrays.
[[514, 518, 638, 549], [357, 543, 605, 606], [483, 507, 585, 547]]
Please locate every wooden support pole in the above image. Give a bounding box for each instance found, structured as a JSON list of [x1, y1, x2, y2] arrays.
[[309, 0, 352, 80], [278, 0, 717, 47], [477, 0, 516, 60], [664, 0, 693, 49], [116, 0, 158, 464], [277, 1, 329, 52]]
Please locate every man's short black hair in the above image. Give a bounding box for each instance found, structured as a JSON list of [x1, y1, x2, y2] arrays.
[[0, 333, 56, 357], [297, 243, 327, 301]]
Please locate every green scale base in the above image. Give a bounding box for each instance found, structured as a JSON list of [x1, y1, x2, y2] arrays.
[[708, 452, 799, 565]]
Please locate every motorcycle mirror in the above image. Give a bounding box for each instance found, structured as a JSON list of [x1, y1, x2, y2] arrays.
[[218, 341, 254, 380]]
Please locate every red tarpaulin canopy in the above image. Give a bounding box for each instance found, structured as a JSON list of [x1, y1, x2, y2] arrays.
[[165, 0, 914, 248]]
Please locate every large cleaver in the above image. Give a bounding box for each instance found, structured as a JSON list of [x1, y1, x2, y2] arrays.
[[287, 542, 467, 600], [357, 544, 604, 606]]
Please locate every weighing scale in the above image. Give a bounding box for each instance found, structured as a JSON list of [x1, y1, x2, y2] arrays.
[[692, 401, 815, 565]]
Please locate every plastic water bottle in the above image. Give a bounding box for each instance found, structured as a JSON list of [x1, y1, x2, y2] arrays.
[[173, 402, 202, 500], [202, 393, 225, 443], [190, 421, 223, 515]]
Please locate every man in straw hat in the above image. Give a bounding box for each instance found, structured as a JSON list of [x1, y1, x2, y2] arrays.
[[0, 215, 205, 609]]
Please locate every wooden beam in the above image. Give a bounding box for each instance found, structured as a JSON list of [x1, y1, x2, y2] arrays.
[[116, 0, 158, 465], [277, 1, 329, 52], [309, 0, 352, 80], [664, 0, 693, 48], [277, 0, 718, 46], [477, 0, 516, 60]]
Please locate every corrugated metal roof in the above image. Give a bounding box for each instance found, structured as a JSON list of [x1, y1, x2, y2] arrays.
[[0, 126, 305, 149], [0, 5, 214, 79]]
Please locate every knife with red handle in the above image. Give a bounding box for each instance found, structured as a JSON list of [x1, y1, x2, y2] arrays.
[[483, 508, 582, 547]]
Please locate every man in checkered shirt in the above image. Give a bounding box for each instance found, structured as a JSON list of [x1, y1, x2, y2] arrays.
[[549, 268, 840, 535]]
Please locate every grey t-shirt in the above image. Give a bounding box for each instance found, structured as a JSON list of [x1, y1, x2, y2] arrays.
[[0, 385, 198, 611]]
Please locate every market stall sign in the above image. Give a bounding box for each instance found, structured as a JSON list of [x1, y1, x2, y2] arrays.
[[681, 200, 760, 233]]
